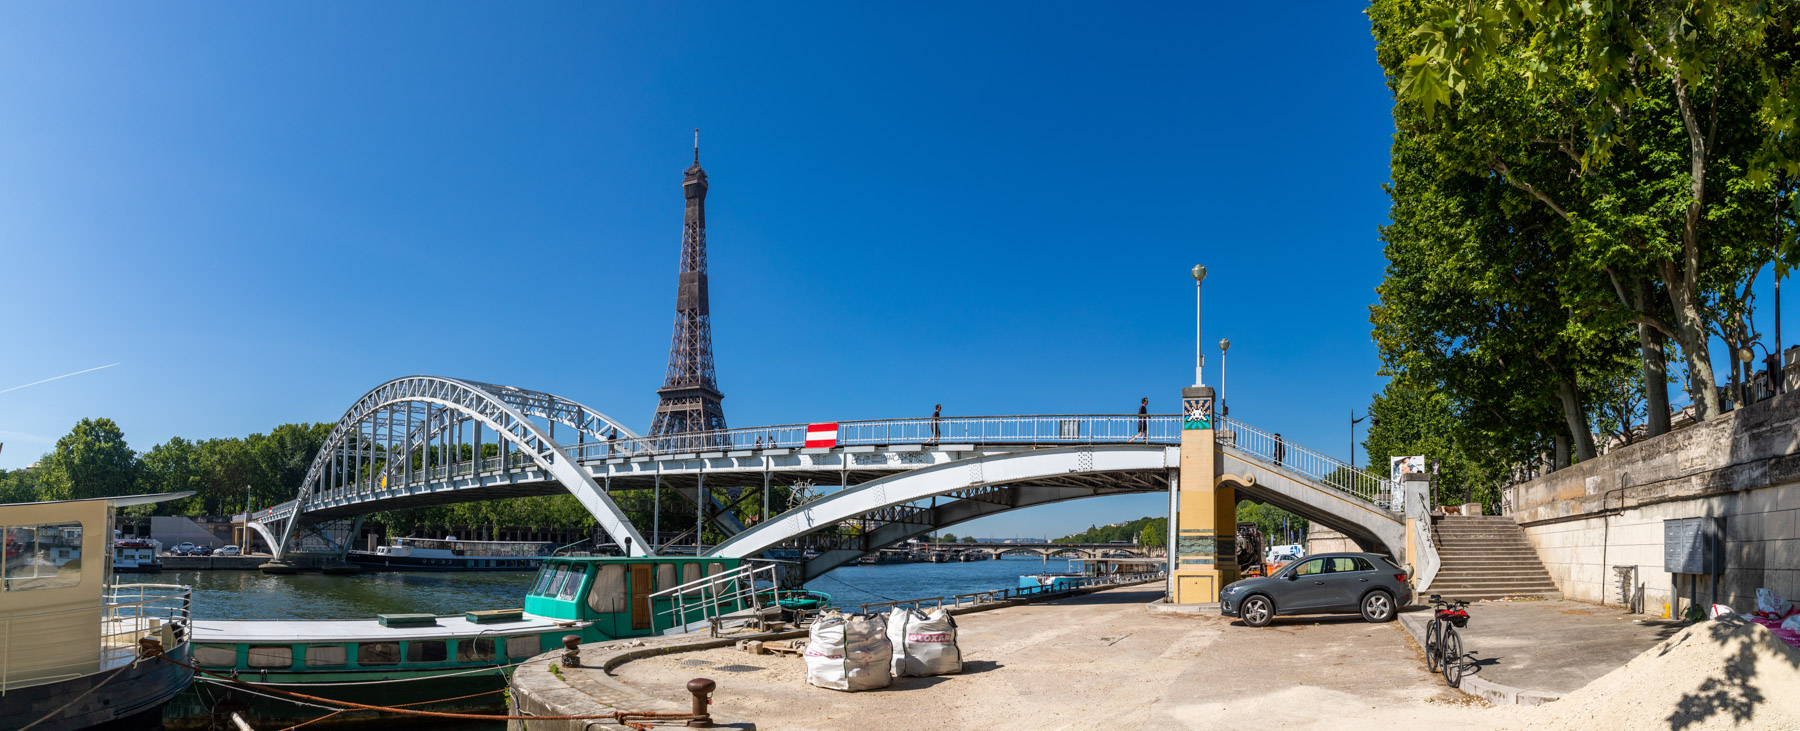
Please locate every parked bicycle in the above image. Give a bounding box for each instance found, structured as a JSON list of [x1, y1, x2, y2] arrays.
[[1424, 593, 1470, 687]]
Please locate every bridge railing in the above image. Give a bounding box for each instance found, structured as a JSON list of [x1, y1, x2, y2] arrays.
[[1217, 416, 1392, 509], [567, 414, 1182, 461]]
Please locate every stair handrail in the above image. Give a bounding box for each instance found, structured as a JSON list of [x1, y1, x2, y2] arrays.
[[1216, 416, 1393, 509], [1409, 490, 1440, 592]]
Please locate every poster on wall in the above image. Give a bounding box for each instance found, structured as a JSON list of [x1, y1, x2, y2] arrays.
[[1390, 455, 1425, 483]]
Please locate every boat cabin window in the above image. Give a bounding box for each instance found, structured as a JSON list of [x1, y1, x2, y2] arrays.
[[505, 635, 538, 659], [531, 565, 558, 595], [555, 566, 586, 601], [588, 564, 626, 614], [306, 645, 347, 667], [247, 646, 293, 668], [358, 642, 400, 666], [194, 645, 238, 667], [1, 522, 83, 592], [682, 563, 701, 586], [537, 566, 568, 597], [707, 562, 725, 577], [405, 640, 447, 663], [657, 563, 676, 590], [457, 638, 496, 663]]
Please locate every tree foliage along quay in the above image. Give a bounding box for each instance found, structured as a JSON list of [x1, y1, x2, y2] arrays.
[[0, 418, 798, 542], [1364, 1, 1795, 501]]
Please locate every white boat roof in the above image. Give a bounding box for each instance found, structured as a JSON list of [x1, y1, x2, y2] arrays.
[[192, 613, 587, 643]]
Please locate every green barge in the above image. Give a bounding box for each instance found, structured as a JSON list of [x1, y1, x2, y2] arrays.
[[169, 555, 824, 728]]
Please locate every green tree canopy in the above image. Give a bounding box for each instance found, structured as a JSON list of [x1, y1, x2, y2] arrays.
[[38, 418, 139, 501]]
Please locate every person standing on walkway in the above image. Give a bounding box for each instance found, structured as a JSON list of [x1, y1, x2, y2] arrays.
[[1130, 398, 1149, 441], [931, 404, 942, 443], [1273, 433, 1286, 467]]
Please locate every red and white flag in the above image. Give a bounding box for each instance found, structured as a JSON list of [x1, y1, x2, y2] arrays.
[[805, 422, 839, 449]]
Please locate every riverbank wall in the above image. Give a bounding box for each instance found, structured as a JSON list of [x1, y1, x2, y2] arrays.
[[1511, 389, 1800, 615], [159, 555, 268, 570]]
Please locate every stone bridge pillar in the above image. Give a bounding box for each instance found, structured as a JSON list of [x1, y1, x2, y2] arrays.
[[1173, 385, 1234, 603]]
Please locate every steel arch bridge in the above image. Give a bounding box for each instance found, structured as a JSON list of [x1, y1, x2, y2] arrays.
[[250, 375, 1424, 583], [252, 376, 663, 558]]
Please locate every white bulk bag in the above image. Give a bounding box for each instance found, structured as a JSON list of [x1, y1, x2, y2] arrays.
[[804, 612, 892, 691], [887, 607, 963, 677], [1756, 588, 1794, 618]]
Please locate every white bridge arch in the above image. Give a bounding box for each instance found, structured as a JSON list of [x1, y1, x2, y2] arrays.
[[255, 376, 652, 559]]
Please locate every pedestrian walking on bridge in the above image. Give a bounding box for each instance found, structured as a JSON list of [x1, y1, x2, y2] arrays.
[[1274, 433, 1286, 468], [931, 404, 942, 443], [1129, 398, 1149, 441]]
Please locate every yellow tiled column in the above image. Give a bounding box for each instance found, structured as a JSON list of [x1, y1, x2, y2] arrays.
[[1173, 385, 1236, 603]]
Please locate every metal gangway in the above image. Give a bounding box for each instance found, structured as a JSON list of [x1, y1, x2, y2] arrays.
[[647, 562, 786, 637]]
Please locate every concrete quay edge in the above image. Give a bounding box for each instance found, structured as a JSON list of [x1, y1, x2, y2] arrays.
[[1395, 610, 1560, 707], [1145, 599, 1220, 615], [509, 578, 1164, 730]]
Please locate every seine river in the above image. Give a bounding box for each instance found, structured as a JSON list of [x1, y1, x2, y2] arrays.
[[168, 554, 1083, 620]]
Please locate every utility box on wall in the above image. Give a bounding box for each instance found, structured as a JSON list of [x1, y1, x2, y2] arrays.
[[1663, 517, 1723, 575]]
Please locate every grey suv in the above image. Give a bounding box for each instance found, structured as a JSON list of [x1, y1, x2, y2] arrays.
[[1219, 552, 1412, 626]]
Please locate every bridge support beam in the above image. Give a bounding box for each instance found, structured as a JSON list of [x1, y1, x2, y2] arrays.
[[1173, 385, 1235, 603]]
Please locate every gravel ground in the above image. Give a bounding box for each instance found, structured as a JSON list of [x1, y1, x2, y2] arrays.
[[613, 587, 1516, 730]]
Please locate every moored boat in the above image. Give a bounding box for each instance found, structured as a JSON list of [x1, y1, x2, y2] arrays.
[[166, 554, 817, 728], [112, 536, 163, 572], [0, 492, 197, 731], [345, 536, 553, 571]]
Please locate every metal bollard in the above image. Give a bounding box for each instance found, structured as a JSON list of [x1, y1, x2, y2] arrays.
[[686, 677, 716, 727], [561, 635, 582, 668]]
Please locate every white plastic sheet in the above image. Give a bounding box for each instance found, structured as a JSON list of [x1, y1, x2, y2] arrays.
[[804, 612, 893, 691], [886, 607, 963, 677]]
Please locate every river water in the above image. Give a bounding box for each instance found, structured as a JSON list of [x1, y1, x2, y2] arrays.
[[170, 554, 1081, 620]]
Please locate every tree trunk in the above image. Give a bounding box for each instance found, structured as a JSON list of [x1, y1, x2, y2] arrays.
[[1553, 433, 1570, 470], [1555, 377, 1598, 462], [1664, 261, 1720, 420], [1636, 279, 1672, 437]]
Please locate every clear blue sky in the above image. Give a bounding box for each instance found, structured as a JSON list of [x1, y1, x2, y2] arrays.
[[7, 3, 1758, 538]]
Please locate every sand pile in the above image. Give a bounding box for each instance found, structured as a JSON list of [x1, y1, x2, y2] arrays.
[[1528, 616, 1800, 730]]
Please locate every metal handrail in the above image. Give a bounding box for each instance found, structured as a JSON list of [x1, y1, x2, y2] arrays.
[[1, 583, 192, 692], [568, 414, 1185, 461], [647, 563, 782, 636], [1217, 416, 1392, 509], [855, 571, 1165, 614]]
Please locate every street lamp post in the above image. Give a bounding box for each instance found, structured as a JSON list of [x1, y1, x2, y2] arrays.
[[1219, 338, 1231, 417], [1192, 265, 1207, 387]]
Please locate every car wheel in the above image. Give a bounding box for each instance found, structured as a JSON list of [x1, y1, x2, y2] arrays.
[[1360, 591, 1394, 623], [1241, 595, 1274, 627]]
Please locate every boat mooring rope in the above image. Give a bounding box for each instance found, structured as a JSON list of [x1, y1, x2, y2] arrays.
[[814, 572, 904, 602], [137, 637, 709, 729], [281, 688, 508, 731], [197, 659, 525, 687]]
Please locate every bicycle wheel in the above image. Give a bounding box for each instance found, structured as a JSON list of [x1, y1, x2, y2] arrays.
[[1424, 619, 1442, 673], [1442, 627, 1463, 688]]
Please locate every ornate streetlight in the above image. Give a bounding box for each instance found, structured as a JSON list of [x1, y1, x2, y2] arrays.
[[1219, 338, 1231, 417], [1192, 265, 1207, 387]]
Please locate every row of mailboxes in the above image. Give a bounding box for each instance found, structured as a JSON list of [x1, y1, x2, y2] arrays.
[[1663, 517, 1725, 575]]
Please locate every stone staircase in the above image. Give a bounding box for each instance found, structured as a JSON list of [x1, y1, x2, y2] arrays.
[[1428, 515, 1560, 601]]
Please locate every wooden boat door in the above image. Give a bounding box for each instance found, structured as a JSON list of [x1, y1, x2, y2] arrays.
[[630, 563, 653, 630]]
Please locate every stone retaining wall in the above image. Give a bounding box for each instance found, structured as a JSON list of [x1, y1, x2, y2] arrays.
[[1512, 390, 1800, 614]]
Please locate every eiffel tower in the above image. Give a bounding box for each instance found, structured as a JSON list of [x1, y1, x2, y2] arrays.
[[648, 131, 728, 450]]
